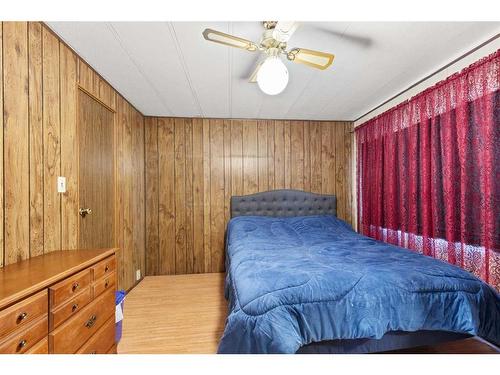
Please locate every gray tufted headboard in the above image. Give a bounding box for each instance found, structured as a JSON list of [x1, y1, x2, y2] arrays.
[[230, 189, 336, 218]]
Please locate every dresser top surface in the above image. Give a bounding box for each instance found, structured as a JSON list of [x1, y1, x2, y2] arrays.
[[0, 249, 117, 309]]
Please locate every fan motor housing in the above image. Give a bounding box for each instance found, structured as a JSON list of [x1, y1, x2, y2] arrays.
[[260, 29, 286, 50], [262, 21, 278, 30]]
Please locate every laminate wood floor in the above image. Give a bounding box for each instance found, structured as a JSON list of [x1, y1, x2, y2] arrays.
[[117, 273, 498, 354], [118, 273, 227, 353]]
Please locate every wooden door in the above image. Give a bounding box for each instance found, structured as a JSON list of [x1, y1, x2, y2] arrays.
[[78, 90, 115, 249]]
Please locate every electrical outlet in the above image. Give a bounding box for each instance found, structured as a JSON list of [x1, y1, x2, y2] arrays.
[[136, 269, 141, 281]]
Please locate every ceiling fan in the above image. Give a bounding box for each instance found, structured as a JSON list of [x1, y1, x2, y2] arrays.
[[202, 21, 335, 95]]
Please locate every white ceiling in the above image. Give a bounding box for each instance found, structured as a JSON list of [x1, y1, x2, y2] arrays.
[[48, 22, 500, 120]]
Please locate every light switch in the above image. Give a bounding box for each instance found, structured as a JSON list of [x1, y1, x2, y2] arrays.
[[57, 176, 66, 193]]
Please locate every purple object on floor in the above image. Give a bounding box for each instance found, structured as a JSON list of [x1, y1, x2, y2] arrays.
[[115, 290, 126, 343]]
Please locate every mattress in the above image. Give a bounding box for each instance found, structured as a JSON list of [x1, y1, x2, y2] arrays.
[[297, 330, 471, 354], [218, 215, 500, 354]]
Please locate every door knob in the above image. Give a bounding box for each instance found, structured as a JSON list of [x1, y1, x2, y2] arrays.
[[79, 208, 92, 217]]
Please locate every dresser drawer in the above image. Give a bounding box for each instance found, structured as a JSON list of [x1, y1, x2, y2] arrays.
[[49, 287, 92, 330], [0, 315, 48, 354], [49, 289, 114, 353], [76, 316, 115, 354], [93, 272, 116, 298], [49, 269, 91, 308], [91, 256, 116, 281], [26, 337, 48, 354], [0, 290, 48, 339]]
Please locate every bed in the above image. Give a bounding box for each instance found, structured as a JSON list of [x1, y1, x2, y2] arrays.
[[218, 189, 500, 354]]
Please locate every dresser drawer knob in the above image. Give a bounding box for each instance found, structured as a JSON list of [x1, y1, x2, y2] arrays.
[[105, 265, 110, 272], [72, 282, 80, 291], [85, 315, 97, 328], [72, 303, 79, 312], [18, 340, 27, 349], [17, 312, 28, 322], [105, 280, 109, 288]]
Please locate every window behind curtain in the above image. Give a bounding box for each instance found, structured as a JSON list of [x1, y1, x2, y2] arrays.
[[356, 49, 500, 291]]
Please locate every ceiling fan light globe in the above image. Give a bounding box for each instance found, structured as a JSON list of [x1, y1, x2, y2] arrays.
[[256, 56, 289, 95]]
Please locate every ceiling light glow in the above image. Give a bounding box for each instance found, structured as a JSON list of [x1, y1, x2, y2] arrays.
[[257, 56, 289, 95]]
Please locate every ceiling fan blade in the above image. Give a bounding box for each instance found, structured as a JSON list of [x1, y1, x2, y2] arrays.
[[287, 48, 334, 70], [248, 61, 264, 83], [272, 21, 299, 43], [202, 28, 258, 52]]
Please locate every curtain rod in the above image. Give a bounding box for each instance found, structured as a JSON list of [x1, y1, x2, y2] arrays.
[[353, 32, 500, 124]]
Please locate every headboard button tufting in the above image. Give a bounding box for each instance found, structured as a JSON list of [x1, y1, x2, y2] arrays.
[[230, 190, 336, 219]]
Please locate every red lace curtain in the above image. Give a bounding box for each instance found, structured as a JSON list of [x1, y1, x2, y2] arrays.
[[356, 49, 500, 291]]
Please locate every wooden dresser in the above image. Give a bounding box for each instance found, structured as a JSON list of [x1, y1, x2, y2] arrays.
[[0, 249, 117, 354]]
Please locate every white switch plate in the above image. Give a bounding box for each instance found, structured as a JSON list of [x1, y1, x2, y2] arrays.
[[57, 176, 66, 193], [136, 269, 141, 281]]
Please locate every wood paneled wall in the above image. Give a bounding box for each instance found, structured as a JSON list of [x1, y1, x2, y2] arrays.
[[115, 95, 146, 290], [145, 118, 353, 275], [1, 22, 76, 265], [0, 22, 145, 291]]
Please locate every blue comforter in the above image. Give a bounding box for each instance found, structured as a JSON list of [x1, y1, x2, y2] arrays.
[[218, 215, 500, 353]]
